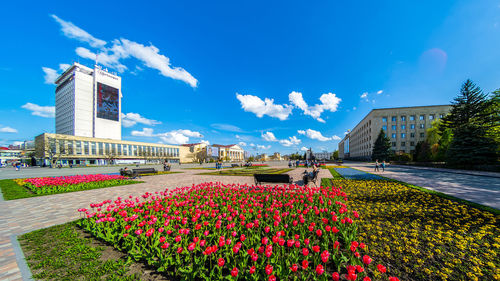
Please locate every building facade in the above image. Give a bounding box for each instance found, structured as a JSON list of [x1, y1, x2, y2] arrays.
[[339, 105, 451, 160], [211, 144, 245, 161], [313, 151, 332, 160], [35, 133, 185, 166], [55, 63, 122, 140]]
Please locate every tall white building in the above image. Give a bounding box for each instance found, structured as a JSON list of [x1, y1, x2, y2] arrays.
[[55, 63, 122, 140]]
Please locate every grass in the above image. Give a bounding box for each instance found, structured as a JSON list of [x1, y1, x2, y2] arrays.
[[0, 179, 143, 201], [18, 221, 147, 280], [197, 167, 292, 176]]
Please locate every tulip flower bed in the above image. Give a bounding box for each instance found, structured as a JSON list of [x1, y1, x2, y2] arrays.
[[16, 174, 138, 195], [78, 182, 399, 280], [321, 178, 500, 281]]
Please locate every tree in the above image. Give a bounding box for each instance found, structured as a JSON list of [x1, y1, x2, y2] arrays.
[[332, 150, 339, 160], [414, 141, 432, 162], [441, 80, 498, 167], [426, 119, 453, 161], [371, 129, 391, 161]]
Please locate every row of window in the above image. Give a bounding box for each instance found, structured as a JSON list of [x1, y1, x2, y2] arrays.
[[382, 114, 444, 123], [48, 139, 179, 157], [392, 141, 416, 147], [390, 132, 425, 139], [383, 124, 426, 130]]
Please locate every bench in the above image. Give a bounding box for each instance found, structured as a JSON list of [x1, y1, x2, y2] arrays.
[[254, 173, 293, 185], [120, 168, 157, 177], [231, 164, 240, 168]]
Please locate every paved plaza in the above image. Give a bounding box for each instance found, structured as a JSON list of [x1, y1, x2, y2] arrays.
[[0, 166, 330, 281], [345, 162, 500, 209]]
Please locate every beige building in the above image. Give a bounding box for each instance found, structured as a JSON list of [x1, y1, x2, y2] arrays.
[[211, 144, 245, 161], [339, 105, 451, 160], [270, 152, 282, 161], [35, 133, 186, 166], [182, 143, 210, 163]]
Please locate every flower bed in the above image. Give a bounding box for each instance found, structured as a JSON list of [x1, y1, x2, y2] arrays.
[[78, 182, 398, 280], [250, 164, 269, 167], [16, 174, 135, 194], [322, 179, 500, 281]]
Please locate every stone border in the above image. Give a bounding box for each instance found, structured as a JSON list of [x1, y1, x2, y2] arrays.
[[10, 234, 32, 281]]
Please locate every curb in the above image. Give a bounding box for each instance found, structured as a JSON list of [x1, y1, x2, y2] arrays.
[[10, 233, 33, 281]]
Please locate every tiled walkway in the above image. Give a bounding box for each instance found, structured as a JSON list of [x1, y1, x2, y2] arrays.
[[0, 167, 331, 281]]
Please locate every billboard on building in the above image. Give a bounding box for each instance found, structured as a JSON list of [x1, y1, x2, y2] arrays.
[[96, 82, 119, 121]]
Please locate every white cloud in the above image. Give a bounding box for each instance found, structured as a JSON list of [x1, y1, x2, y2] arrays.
[[0, 126, 17, 133], [51, 15, 107, 48], [76, 47, 127, 72], [236, 94, 292, 121], [22, 103, 55, 118], [119, 39, 198, 87], [377, 90, 383, 95], [279, 136, 301, 147], [131, 128, 203, 145], [297, 129, 340, 142], [262, 131, 278, 142], [249, 143, 256, 147], [288, 91, 341, 122], [238, 141, 247, 147], [257, 144, 271, 150], [361, 92, 368, 100], [131, 127, 155, 137], [200, 140, 210, 145], [211, 123, 243, 132], [121, 112, 161, 127], [59, 64, 70, 71], [42, 67, 59, 84], [51, 15, 197, 87], [300, 147, 308, 151]]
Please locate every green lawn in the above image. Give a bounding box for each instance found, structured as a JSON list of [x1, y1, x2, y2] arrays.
[[18, 221, 151, 280], [197, 167, 292, 176], [0, 179, 142, 201]]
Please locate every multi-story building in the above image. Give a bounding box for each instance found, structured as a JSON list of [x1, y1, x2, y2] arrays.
[[339, 105, 451, 160], [270, 152, 282, 161], [55, 63, 121, 140], [313, 151, 332, 160], [35, 133, 185, 166]]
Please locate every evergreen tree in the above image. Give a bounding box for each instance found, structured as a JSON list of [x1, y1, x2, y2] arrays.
[[414, 141, 432, 162], [441, 80, 498, 167], [371, 129, 391, 161]]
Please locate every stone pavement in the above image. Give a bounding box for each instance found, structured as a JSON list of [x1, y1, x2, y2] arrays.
[[345, 162, 500, 210], [0, 167, 331, 281]]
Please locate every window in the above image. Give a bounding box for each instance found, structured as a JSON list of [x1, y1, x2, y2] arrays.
[[391, 133, 396, 138], [83, 142, 89, 155], [410, 141, 415, 146], [429, 115, 434, 120], [382, 117, 387, 123], [401, 125, 406, 130], [98, 143, 103, 155], [401, 116, 406, 121], [410, 115, 415, 121], [392, 125, 396, 130], [419, 115, 425, 120], [59, 140, 66, 155], [118, 144, 122, 155], [111, 143, 116, 154], [67, 141, 74, 155], [410, 124, 415, 129], [410, 133, 415, 138], [391, 116, 397, 122], [420, 133, 425, 138], [401, 142, 406, 147], [420, 124, 425, 129], [439, 114, 444, 118], [392, 142, 396, 147], [382, 125, 387, 131], [401, 133, 406, 138]]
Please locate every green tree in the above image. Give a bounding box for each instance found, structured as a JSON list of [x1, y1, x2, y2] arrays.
[[426, 119, 453, 161], [371, 129, 391, 161], [414, 141, 432, 162], [441, 80, 498, 167], [332, 150, 339, 160]]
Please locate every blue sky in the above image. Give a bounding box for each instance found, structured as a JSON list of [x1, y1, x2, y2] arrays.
[[1, 0, 500, 154]]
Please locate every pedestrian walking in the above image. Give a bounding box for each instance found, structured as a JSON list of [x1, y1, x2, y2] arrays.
[[381, 161, 386, 172], [288, 160, 292, 168], [374, 160, 379, 172]]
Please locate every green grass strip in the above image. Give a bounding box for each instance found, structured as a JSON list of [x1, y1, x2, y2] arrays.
[[18, 221, 140, 280], [0, 179, 143, 201]]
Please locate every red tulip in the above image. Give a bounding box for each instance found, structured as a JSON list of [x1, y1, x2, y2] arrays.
[[302, 260, 309, 269], [217, 258, 225, 267], [231, 267, 238, 277], [316, 264, 324, 275]]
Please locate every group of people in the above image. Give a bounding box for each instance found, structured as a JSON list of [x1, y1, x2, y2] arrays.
[[288, 160, 320, 168], [215, 161, 224, 169], [163, 162, 171, 171], [374, 159, 386, 172]]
